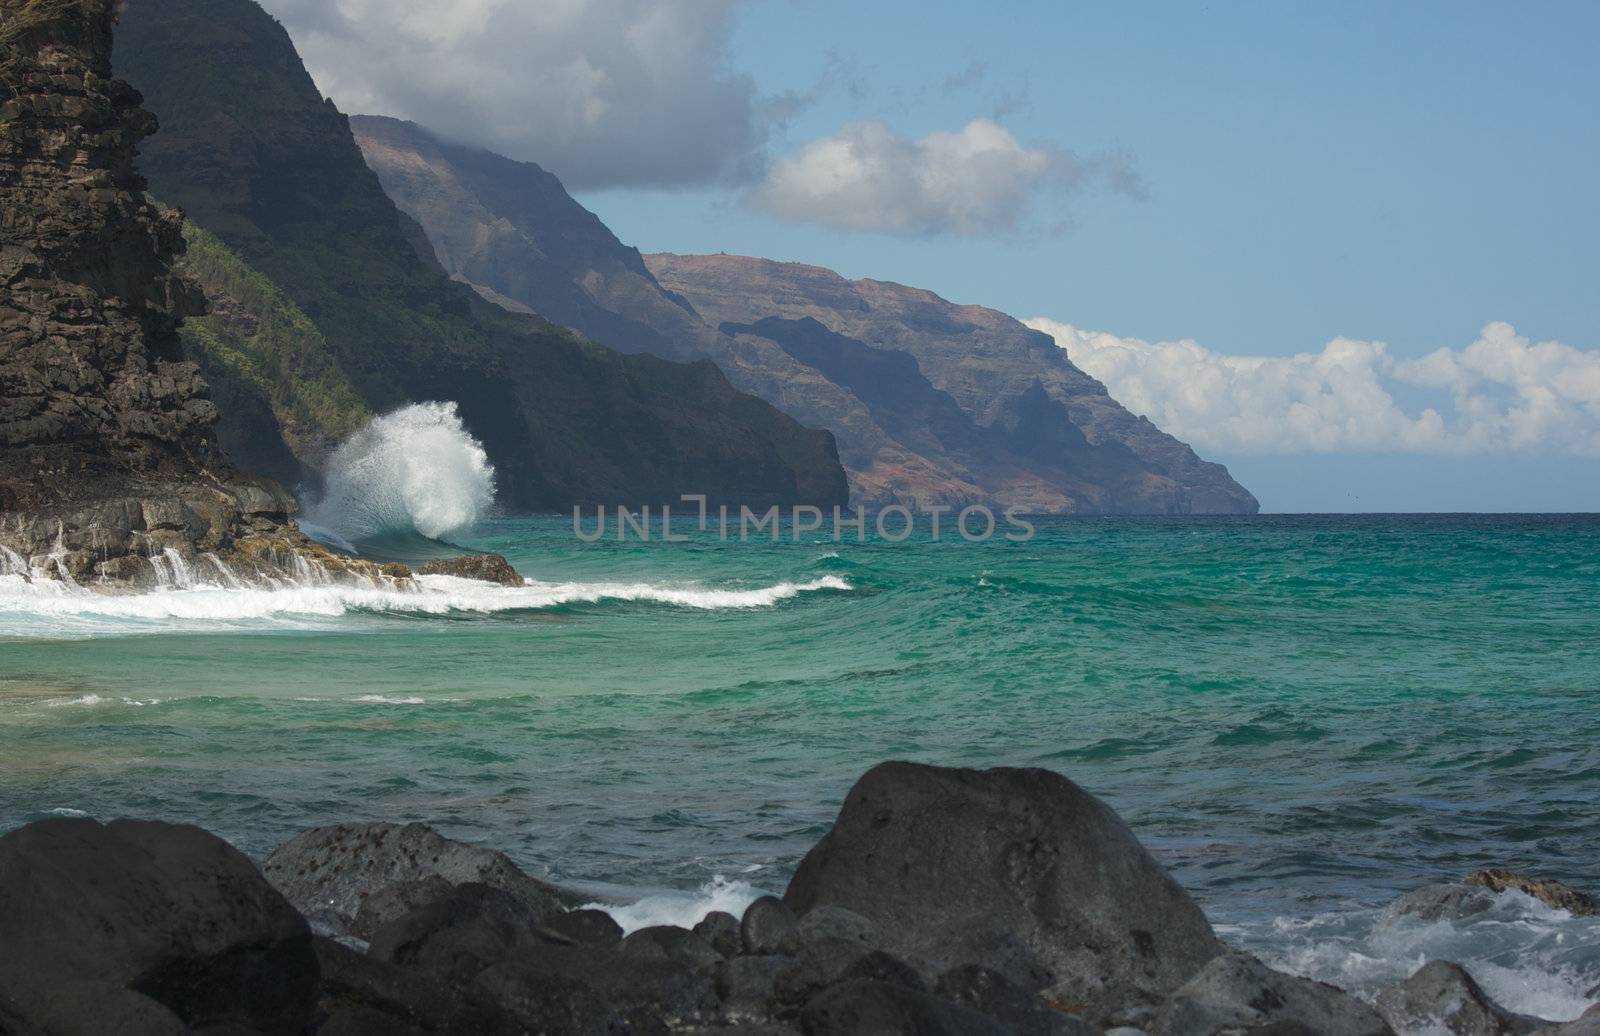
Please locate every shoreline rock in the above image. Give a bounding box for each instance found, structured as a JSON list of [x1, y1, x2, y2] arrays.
[[3, 761, 1595, 1034], [417, 554, 525, 587]]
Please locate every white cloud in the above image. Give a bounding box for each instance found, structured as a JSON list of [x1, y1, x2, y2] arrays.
[[257, 0, 763, 189], [745, 118, 1142, 236], [1024, 319, 1600, 456]]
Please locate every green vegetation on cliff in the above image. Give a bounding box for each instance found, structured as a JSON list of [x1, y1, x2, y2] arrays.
[[177, 223, 370, 485]]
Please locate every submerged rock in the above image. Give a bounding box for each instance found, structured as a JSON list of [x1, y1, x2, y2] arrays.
[[1464, 870, 1596, 917], [0, 818, 318, 1035], [263, 821, 563, 938], [1376, 961, 1544, 1036], [783, 762, 1224, 1013], [1150, 951, 1392, 1036], [418, 554, 526, 587], [1390, 883, 1499, 923]]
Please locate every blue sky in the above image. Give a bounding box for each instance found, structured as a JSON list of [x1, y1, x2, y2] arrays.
[[268, 0, 1600, 511]]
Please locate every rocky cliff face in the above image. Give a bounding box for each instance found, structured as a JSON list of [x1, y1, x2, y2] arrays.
[[112, 2, 848, 512], [352, 117, 1257, 513], [650, 254, 1261, 514], [0, 0, 213, 507], [0, 0, 399, 587]]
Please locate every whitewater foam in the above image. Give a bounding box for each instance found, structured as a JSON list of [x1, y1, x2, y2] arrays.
[[590, 875, 767, 935], [1236, 890, 1600, 1024], [306, 402, 495, 541], [0, 572, 852, 638]]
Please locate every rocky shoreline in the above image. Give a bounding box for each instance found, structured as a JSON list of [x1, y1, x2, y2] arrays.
[[1, 762, 1594, 1036]]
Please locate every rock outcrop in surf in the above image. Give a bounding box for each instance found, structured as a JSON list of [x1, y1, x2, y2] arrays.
[[0, 0, 398, 588]]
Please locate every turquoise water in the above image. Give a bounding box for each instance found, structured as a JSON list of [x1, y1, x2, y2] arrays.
[[3, 515, 1599, 1015]]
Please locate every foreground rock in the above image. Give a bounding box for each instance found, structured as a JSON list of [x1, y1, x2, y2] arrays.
[[418, 554, 526, 587], [264, 821, 564, 939], [1152, 951, 1391, 1036], [1376, 961, 1543, 1036], [0, 818, 317, 1035], [14, 762, 1581, 1035], [784, 761, 1225, 1015]]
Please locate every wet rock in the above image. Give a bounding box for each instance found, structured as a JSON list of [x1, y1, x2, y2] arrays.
[[1464, 870, 1596, 917], [624, 925, 727, 975], [316, 1004, 430, 1036], [418, 554, 525, 586], [695, 910, 743, 958], [935, 915, 1052, 993], [934, 964, 1097, 1035], [543, 908, 625, 949], [312, 935, 526, 1034], [789, 906, 880, 955], [773, 946, 927, 1014], [783, 762, 1223, 1012], [264, 821, 562, 938], [495, 941, 717, 1028], [1150, 951, 1392, 1036], [0, 818, 317, 1035], [1376, 961, 1545, 1036], [468, 960, 629, 1034], [717, 955, 798, 1022], [798, 978, 1008, 1035], [1390, 884, 1498, 923], [0, 976, 188, 1036], [744, 896, 801, 955], [367, 883, 545, 987], [351, 876, 453, 941]]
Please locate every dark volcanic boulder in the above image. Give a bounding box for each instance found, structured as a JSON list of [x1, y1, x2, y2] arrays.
[[1150, 951, 1391, 1036], [0, 818, 318, 1035], [798, 978, 1011, 1035], [312, 934, 528, 1035], [418, 554, 526, 587], [263, 821, 562, 937], [1376, 961, 1545, 1036], [783, 762, 1224, 1011]]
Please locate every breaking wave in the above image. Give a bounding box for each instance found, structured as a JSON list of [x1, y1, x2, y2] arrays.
[[306, 402, 495, 541], [0, 572, 853, 638], [1231, 889, 1600, 1024]]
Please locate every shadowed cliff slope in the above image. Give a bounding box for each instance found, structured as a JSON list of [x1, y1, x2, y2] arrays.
[[111, 0, 847, 511]]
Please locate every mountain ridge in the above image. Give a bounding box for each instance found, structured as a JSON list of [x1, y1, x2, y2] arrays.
[[351, 116, 1257, 513]]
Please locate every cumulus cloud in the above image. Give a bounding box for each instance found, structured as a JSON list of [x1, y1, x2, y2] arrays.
[[1024, 319, 1600, 456], [745, 118, 1143, 236], [256, 0, 764, 190]]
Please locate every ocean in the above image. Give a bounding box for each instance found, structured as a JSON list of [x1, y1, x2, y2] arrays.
[[3, 513, 1599, 1020]]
